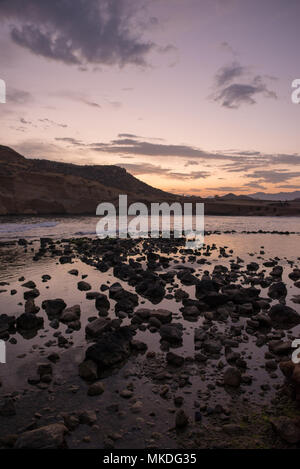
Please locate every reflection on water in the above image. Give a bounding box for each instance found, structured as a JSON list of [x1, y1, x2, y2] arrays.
[[0, 228, 299, 409], [0, 215, 300, 240]]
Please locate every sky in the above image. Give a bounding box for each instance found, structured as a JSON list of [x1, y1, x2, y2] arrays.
[[0, 0, 299, 196]]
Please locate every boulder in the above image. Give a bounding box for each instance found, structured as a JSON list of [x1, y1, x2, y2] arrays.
[[85, 318, 111, 338], [269, 304, 300, 328], [85, 327, 133, 371], [42, 299, 66, 317], [60, 305, 80, 323], [15, 423, 68, 449], [223, 367, 241, 387], [159, 323, 183, 344], [268, 282, 287, 299], [77, 281, 91, 291]]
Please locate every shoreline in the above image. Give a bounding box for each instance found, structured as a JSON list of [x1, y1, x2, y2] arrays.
[[0, 235, 300, 448]]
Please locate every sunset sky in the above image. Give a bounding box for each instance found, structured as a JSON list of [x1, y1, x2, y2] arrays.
[[0, 0, 299, 196]]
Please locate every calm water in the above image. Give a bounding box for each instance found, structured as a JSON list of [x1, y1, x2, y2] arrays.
[[0, 215, 299, 417], [0, 215, 299, 240]]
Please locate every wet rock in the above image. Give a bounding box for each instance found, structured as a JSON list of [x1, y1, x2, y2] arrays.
[[85, 327, 133, 372], [15, 424, 68, 449], [202, 340, 222, 355], [271, 417, 300, 444], [159, 323, 183, 344], [42, 299, 66, 317], [59, 256, 72, 264], [0, 399, 16, 417], [68, 269, 79, 276], [25, 299, 39, 314], [203, 292, 229, 307], [289, 269, 300, 281], [85, 318, 112, 338], [131, 340, 148, 352], [62, 413, 79, 431], [268, 282, 287, 299], [166, 351, 184, 367], [247, 262, 259, 272], [120, 389, 133, 398], [16, 313, 43, 331], [37, 363, 53, 377], [175, 409, 189, 428], [135, 275, 165, 303], [77, 281, 91, 291], [223, 367, 241, 387], [270, 265, 283, 277], [174, 289, 189, 301], [86, 291, 101, 300], [269, 304, 300, 328], [21, 280, 36, 289], [149, 309, 172, 324], [87, 382, 105, 396], [268, 340, 292, 355], [60, 305, 81, 323], [95, 294, 110, 312], [223, 424, 243, 435], [78, 410, 97, 425], [79, 360, 98, 381], [195, 279, 220, 299], [24, 288, 40, 300]]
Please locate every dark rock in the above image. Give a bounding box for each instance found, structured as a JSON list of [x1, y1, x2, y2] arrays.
[[175, 409, 189, 428], [166, 351, 184, 367], [15, 424, 68, 449], [85, 327, 133, 372], [77, 281, 91, 291], [268, 282, 287, 299], [223, 367, 241, 387], [159, 323, 183, 344], [42, 299, 66, 317], [269, 303, 300, 328], [16, 313, 43, 330]]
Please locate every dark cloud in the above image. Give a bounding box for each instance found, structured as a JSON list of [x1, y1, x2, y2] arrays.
[[205, 186, 248, 192], [20, 117, 32, 124], [55, 137, 84, 146], [39, 118, 67, 128], [184, 160, 199, 167], [52, 90, 102, 109], [246, 169, 300, 184], [119, 162, 210, 180], [212, 62, 277, 109], [118, 133, 140, 138], [46, 133, 300, 181], [0, 0, 155, 67], [215, 61, 244, 87], [244, 181, 266, 190]]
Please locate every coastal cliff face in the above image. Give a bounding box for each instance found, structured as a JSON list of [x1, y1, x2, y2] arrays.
[[0, 145, 300, 216]]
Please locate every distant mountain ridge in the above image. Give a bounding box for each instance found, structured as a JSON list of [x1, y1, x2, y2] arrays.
[[249, 190, 300, 201]]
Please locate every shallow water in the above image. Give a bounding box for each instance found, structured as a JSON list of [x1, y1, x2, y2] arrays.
[[0, 215, 299, 240], [0, 216, 300, 448]]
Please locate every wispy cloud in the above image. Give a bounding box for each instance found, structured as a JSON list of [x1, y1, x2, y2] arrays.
[[212, 61, 277, 109]]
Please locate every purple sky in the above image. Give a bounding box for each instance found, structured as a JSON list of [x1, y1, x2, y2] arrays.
[[0, 0, 299, 195]]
